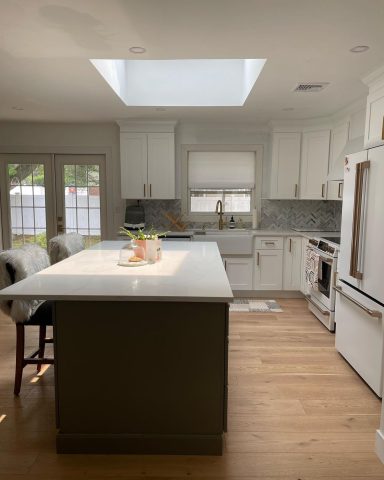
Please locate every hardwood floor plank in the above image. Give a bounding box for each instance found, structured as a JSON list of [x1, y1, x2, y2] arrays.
[[1, 299, 384, 478]]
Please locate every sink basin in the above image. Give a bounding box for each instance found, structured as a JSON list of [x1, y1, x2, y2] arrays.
[[193, 230, 253, 254], [196, 229, 252, 236]]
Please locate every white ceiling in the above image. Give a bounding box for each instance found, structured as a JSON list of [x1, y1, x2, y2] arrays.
[[1, 0, 384, 124]]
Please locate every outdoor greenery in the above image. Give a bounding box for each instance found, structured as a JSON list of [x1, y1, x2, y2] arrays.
[[8, 164, 99, 187]]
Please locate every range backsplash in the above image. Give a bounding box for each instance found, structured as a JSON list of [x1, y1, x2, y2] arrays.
[[137, 199, 342, 232]]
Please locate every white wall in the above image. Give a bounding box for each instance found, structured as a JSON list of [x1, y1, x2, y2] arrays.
[[0, 122, 123, 239]]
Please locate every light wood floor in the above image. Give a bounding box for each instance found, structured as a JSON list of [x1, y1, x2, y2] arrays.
[[1, 299, 384, 479]]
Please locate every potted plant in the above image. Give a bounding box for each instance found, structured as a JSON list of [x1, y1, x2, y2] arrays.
[[120, 227, 168, 263]]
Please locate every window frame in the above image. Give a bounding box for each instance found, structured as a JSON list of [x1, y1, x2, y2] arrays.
[[181, 144, 263, 223]]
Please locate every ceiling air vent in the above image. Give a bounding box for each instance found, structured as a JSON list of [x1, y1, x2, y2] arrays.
[[293, 82, 329, 93]]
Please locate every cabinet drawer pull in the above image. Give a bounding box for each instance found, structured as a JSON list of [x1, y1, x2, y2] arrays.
[[321, 183, 325, 198], [334, 286, 382, 319], [338, 182, 343, 199]]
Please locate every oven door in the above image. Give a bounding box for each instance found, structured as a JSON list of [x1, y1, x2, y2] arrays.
[[309, 249, 336, 311]]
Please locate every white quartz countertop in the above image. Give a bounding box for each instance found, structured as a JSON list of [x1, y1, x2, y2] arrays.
[[0, 241, 233, 303]]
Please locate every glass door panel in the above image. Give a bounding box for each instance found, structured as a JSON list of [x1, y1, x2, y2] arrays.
[[0, 154, 54, 250], [55, 155, 106, 248]]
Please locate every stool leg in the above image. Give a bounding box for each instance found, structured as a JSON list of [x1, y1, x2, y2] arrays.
[[37, 325, 46, 373], [14, 324, 25, 396]]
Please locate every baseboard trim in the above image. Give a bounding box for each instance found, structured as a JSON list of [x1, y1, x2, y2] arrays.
[[376, 429, 384, 463], [233, 290, 304, 299], [56, 432, 223, 455]]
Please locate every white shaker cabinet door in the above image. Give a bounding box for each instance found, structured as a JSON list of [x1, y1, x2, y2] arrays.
[[223, 257, 253, 290], [365, 86, 384, 148], [283, 237, 302, 290], [120, 133, 148, 199], [254, 249, 283, 290], [270, 133, 301, 199], [300, 130, 330, 199], [147, 133, 175, 199]]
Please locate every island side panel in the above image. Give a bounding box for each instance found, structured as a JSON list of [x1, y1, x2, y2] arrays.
[[54, 300, 228, 455]]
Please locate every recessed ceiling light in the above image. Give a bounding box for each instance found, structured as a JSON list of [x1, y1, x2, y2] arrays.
[[11, 106, 24, 110], [350, 45, 370, 53], [129, 46, 146, 54]]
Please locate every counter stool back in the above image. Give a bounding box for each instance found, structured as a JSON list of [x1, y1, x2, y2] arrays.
[[0, 244, 53, 395], [48, 233, 85, 265]]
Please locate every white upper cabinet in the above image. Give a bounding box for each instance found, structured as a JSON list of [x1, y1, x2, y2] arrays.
[[147, 133, 175, 199], [299, 130, 330, 200], [363, 66, 384, 148], [328, 122, 349, 181], [119, 122, 176, 199], [270, 132, 301, 199], [120, 133, 148, 199]]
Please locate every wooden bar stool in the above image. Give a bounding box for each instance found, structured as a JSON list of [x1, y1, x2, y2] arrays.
[[0, 244, 53, 395]]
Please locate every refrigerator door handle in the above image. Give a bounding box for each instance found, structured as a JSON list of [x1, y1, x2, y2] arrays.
[[334, 286, 382, 319], [350, 160, 370, 280]]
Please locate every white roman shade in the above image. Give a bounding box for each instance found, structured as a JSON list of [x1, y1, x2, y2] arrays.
[[188, 151, 255, 189]]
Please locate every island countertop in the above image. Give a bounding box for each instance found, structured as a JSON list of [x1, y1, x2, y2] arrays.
[[0, 241, 233, 303]]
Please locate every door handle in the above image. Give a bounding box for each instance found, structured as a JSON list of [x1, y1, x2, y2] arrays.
[[334, 286, 382, 319], [350, 160, 370, 279]]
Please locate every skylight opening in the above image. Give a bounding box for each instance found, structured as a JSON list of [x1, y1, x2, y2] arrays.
[[90, 58, 266, 107]]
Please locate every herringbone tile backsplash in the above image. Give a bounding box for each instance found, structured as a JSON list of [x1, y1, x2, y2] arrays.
[[138, 199, 342, 231]]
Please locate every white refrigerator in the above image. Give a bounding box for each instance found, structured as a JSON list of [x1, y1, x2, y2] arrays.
[[336, 145, 384, 396]]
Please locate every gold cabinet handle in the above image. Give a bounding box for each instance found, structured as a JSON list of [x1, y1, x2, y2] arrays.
[[150, 183, 152, 197], [321, 183, 325, 198], [294, 184, 298, 198], [338, 182, 343, 199], [289, 238, 292, 252], [257, 252, 260, 266], [382, 117, 384, 140], [144, 184, 146, 197]]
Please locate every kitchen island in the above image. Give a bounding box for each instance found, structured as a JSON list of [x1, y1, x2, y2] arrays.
[[0, 241, 232, 455]]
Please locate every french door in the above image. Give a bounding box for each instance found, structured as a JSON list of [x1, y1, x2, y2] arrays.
[[0, 153, 106, 250]]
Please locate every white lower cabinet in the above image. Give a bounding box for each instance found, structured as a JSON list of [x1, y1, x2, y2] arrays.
[[283, 237, 302, 290], [223, 257, 253, 290], [254, 249, 283, 290]]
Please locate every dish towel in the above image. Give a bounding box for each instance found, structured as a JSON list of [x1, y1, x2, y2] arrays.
[[305, 247, 320, 291]]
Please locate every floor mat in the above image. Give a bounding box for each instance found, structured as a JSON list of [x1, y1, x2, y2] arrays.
[[229, 299, 283, 312]]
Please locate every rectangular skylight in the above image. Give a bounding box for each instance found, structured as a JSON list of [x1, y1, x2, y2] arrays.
[[90, 58, 266, 107]]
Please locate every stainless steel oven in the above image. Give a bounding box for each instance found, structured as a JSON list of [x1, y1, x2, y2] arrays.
[[306, 237, 340, 332]]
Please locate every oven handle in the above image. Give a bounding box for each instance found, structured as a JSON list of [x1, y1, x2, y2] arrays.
[[334, 286, 382, 319], [305, 294, 330, 316]]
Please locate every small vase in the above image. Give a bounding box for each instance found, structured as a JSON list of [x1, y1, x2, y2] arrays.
[[135, 239, 162, 263]]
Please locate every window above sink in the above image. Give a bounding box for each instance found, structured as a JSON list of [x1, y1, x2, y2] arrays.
[[181, 144, 263, 223]]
